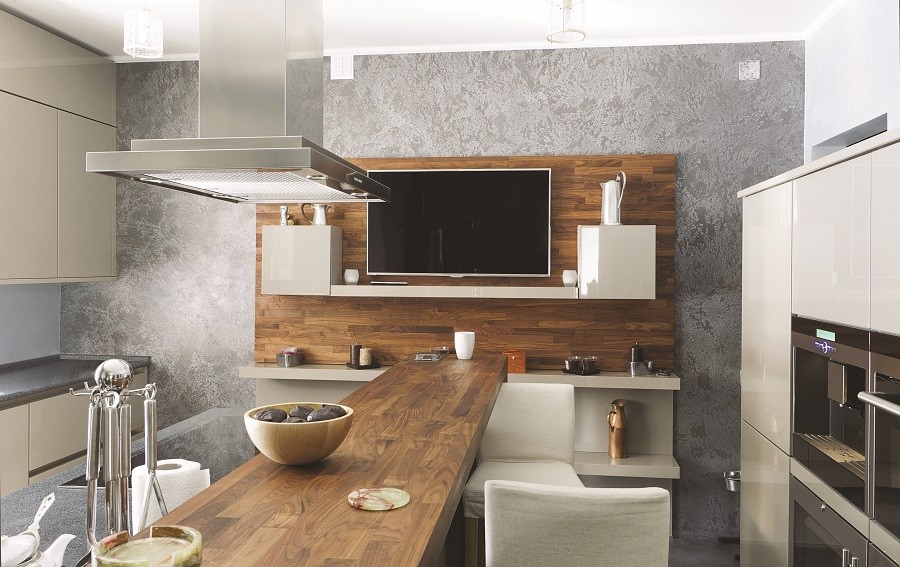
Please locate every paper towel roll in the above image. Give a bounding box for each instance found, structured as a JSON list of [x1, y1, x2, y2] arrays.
[[131, 459, 210, 530]]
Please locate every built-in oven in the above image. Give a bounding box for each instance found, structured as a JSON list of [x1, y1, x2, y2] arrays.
[[792, 316, 870, 513], [792, 476, 868, 566], [859, 331, 900, 564]]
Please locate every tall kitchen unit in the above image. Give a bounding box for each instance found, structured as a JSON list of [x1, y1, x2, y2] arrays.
[[740, 181, 793, 566]]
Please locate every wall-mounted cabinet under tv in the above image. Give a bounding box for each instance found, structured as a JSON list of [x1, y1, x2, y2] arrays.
[[367, 168, 551, 277]]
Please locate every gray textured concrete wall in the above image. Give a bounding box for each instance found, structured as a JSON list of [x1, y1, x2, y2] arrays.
[[61, 42, 804, 539]]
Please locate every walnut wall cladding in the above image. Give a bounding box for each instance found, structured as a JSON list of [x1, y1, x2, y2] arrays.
[[255, 154, 675, 370]]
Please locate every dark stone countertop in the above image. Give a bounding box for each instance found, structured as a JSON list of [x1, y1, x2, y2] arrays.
[[0, 407, 254, 567], [0, 355, 152, 410]]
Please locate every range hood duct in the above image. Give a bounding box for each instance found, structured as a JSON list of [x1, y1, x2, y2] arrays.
[[86, 0, 390, 204]]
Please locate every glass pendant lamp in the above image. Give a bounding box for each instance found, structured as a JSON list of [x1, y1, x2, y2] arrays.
[[124, 5, 163, 59], [547, 0, 586, 44]]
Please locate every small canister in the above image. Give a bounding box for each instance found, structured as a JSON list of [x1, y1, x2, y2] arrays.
[[359, 347, 373, 366], [350, 344, 362, 366], [630, 343, 645, 363]]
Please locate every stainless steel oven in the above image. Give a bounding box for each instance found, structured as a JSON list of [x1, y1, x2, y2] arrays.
[[792, 476, 868, 566], [859, 331, 900, 563], [792, 316, 870, 513]]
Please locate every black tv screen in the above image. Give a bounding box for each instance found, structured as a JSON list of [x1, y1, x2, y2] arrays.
[[367, 169, 551, 277]]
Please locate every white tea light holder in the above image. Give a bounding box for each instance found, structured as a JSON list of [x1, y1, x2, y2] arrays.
[[344, 269, 360, 285], [562, 270, 578, 287]]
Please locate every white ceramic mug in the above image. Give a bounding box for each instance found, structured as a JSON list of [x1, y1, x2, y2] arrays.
[[562, 269, 578, 287], [454, 331, 476, 360], [344, 269, 360, 285]]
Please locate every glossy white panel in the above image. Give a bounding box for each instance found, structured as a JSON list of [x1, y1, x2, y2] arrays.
[[261, 225, 342, 295], [871, 142, 900, 335], [741, 182, 792, 452], [740, 421, 790, 567], [0, 405, 30, 497], [792, 154, 871, 328], [577, 225, 655, 300]]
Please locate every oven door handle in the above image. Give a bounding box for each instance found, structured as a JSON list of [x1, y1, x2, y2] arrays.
[[859, 391, 900, 418]]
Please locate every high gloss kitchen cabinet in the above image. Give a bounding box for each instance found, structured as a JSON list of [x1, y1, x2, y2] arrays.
[[0, 91, 117, 283], [871, 142, 900, 336], [0, 405, 30, 497], [792, 155, 871, 329], [741, 182, 792, 453], [261, 225, 343, 295], [740, 421, 790, 567]]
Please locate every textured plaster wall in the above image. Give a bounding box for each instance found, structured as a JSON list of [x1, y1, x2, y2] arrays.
[[323, 43, 804, 538], [60, 42, 804, 538], [60, 61, 256, 428]]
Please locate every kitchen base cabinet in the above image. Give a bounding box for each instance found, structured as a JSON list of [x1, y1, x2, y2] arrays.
[[740, 420, 790, 567], [0, 405, 29, 497]]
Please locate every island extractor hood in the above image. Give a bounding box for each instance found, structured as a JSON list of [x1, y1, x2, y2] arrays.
[[86, 0, 391, 204]]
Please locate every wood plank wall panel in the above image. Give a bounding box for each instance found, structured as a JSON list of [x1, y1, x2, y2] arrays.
[[255, 155, 675, 371]]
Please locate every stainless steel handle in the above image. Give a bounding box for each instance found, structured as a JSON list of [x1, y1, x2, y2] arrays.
[[859, 391, 900, 417], [103, 405, 120, 482], [85, 402, 101, 481], [850, 556, 859, 567], [842, 548, 851, 566], [145, 398, 157, 471], [119, 403, 132, 474]]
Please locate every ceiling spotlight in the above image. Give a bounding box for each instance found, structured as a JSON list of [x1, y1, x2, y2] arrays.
[[547, 0, 586, 44]]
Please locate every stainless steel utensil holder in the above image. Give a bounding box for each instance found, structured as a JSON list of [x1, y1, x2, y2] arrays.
[[71, 359, 168, 545]]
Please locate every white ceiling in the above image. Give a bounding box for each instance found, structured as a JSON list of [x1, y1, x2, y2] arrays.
[[0, 0, 849, 62]]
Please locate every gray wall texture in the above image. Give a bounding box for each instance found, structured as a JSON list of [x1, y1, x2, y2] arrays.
[[61, 42, 805, 539]]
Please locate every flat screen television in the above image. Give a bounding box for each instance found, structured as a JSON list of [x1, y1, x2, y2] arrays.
[[367, 168, 551, 277]]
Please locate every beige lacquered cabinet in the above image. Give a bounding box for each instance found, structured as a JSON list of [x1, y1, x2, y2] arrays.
[[262, 225, 343, 295], [0, 91, 59, 280], [577, 225, 656, 299], [0, 405, 30, 497], [57, 111, 116, 278], [740, 421, 790, 567], [741, 182, 792, 453], [871, 142, 900, 336], [792, 155, 871, 328]]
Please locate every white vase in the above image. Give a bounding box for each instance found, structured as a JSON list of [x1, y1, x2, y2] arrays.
[[562, 269, 578, 287], [454, 331, 476, 360], [344, 269, 360, 285]]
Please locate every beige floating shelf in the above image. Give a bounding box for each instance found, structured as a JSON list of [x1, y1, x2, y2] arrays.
[[508, 370, 680, 391], [330, 285, 578, 299], [574, 452, 681, 479]]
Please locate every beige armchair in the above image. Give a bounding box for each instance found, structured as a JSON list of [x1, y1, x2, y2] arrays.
[[484, 480, 671, 567]]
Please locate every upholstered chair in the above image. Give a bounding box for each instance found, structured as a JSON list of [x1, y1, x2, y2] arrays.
[[484, 480, 671, 567], [463, 383, 582, 566]]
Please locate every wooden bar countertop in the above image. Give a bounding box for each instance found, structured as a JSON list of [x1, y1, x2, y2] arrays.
[[146, 354, 508, 566]]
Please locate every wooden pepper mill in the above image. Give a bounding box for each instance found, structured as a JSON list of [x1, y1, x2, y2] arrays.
[[608, 399, 628, 459]]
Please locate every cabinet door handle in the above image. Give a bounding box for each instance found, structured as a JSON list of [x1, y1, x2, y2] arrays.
[[850, 556, 859, 567], [842, 549, 851, 566]]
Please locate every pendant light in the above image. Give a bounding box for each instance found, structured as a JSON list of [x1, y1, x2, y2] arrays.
[[124, 4, 163, 59], [547, 0, 586, 44]]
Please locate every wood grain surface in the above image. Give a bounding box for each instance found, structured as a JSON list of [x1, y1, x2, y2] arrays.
[[141, 354, 508, 566], [255, 155, 675, 371]]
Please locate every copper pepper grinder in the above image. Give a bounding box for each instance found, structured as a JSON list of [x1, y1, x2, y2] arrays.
[[608, 399, 628, 459]]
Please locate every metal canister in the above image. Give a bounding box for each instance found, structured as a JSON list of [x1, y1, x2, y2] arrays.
[[630, 342, 645, 363]]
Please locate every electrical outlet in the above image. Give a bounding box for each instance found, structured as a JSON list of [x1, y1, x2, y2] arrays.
[[738, 60, 760, 81], [330, 55, 354, 80]]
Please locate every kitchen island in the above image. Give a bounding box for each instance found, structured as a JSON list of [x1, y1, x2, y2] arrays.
[[141, 354, 507, 566]]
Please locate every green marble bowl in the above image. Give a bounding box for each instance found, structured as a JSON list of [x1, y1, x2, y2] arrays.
[[93, 526, 202, 567]]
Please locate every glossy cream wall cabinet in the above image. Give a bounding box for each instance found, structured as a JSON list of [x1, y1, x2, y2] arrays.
[[0, 405, 30, 497], [741, 182, 792, 453], [577, 225, 656, 299], [871, 142, 900, 335], [262, 225, 343, 295], [792, 154, 871, 328], [740, 421, 790, 567]]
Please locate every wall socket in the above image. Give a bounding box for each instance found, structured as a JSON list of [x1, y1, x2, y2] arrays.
[[330, 55, 354, 80], [738, 60, 761, 81]]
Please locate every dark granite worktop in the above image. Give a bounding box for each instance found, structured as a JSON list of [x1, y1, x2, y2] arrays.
[[0, 407, 253, 567], [0, 355, 151, 410]]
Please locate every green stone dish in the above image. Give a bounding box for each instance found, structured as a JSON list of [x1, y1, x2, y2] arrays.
[[94, 526, 202, 567]]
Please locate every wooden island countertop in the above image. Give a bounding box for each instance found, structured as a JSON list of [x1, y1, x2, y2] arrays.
[[147, 354, 508, 566]]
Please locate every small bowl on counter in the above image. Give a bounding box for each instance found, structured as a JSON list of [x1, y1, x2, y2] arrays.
[[244, 402, 354, 466], [93, 526, 202, 567]]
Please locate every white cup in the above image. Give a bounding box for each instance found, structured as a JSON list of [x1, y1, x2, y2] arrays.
[[454, 331, 476, 360], [562, 269, 578, 287], [344, 269, 360, 285]]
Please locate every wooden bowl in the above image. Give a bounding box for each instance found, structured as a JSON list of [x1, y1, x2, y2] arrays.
[[243, 402, 354, 465]]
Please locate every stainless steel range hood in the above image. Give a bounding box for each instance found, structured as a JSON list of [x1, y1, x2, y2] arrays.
[[86, 0, 390, 204]]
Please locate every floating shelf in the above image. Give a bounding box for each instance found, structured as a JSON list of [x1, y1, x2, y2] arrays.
[[508, 370, 680, 391], [241, 364, 679, 390], [330, 285, 578, 300], [574, 451, 680, 479]]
